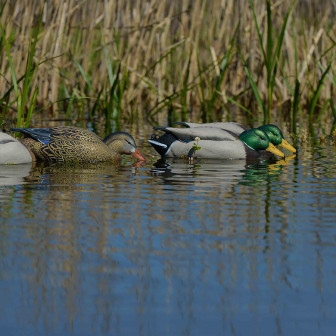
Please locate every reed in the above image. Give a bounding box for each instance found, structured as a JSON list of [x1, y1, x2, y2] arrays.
[[243, 0, 295, 123], [330, 99, 336, 135], [0, 0, 335, 134]]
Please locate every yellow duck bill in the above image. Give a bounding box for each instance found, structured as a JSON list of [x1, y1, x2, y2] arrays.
[[266, 143, 285, 157], [279, 139, 296, 153]]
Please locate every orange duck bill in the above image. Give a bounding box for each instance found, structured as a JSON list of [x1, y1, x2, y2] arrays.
[[132, 148, 146, 161]]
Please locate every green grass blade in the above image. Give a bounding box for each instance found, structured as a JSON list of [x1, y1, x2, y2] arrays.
[[269, 1, 295, 95], [266, 0, 273, 82], [308, 63, 331, 124], [1, 27, 23, 127], [16, 93, 23, 127], [249, 0, 267, 64], [0, 94, 9, 129], [208, 22, 238, 115], [90, 87, 104, 120], [272, 2, 296, 71], [74, 57, 93, 91], [280, 67, 294, 95], [226, 95, 253, 115], [143, 39, 188, 79], [291, 20, 298, 79], [65, 91, 76, 119], [148, 88, 193, 118], [25, 87, 38, 127], [0, 1, 7, 15], [106, 63, 121, 122], [103, 43, 114, 86], [20, 12, 42, 122], [330, 98, 336, 120], [1, 25, 19, 96], [292, 79, 300, 133], [181, 52, 191, 121], [330, 99, 336, 135], [316, 98, 330, 123], [207, 53, 229, 115], [318, 61, 336, 86], [240, 53, 265, 119], [196, 48, 210, 122]]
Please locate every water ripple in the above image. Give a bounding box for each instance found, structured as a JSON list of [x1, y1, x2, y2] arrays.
[[1, 142, 336, 335]]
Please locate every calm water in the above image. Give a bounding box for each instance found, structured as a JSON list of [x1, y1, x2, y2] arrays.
[[1, 136, 336, 336]]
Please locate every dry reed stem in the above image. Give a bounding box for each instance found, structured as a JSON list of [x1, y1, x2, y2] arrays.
[[298, 28, 324, 82], [0, 0, 335, 122]]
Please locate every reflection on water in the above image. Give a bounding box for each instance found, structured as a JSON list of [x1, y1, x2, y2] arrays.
[[151, 155, 297, 188], [0, 163, 33, 186], [0, 142, 336, 335]]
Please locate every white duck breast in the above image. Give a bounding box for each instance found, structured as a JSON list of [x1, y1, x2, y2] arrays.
[[166, 139, 255, 159], [159, 126, 237, 141], [0, 132, 32, 164]]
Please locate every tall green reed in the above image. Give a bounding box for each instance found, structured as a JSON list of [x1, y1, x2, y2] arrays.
[[291, 80, 300, 134], [199, 24, 238, 122], [1, 10, 43, 128], [1, 0, 336, 136], [308, 63, 331, 135], [245, 0, 296, 123], [72, 43, 127, 134], [330, 99, 336, 135]]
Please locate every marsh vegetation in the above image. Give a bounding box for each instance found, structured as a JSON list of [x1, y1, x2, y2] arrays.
[[0, 0, 336, 136]]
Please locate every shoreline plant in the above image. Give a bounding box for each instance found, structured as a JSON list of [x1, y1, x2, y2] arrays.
[[0, 0, 335, 136]]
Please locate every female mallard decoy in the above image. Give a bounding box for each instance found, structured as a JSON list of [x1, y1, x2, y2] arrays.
[[176, 122, 296, 153], [148, 126, 284, 159], [0, 126, 145, 164]]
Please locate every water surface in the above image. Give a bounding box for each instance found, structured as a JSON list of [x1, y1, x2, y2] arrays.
[[0, 139, 336, 336]]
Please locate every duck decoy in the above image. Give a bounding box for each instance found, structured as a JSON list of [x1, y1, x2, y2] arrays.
[[0, 132, 33, 164], [148, 126, 284, 159], [176, 122, 296, 153], [0, 126, 145, 164]]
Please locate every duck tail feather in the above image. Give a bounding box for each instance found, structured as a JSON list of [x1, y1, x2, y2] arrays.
[[148, 133, 177, 156], [11, 128, 51, 144], [175, 121, 190, 128], [153, 126, 167, 131]]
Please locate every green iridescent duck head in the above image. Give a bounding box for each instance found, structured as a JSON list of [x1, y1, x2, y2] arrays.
[[238, 128, 285, 157], [258, 124, 296, 153]]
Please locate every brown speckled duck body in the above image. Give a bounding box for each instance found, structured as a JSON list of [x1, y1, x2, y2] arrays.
[[11, 126, 146, 163]]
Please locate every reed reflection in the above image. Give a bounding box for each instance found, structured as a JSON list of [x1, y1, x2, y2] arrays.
[[0, 147, 335, 335]]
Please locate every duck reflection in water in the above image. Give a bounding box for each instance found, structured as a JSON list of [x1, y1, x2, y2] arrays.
[[0, 162, 33, 186], [0, 158, 146, 188], [150, 154, 296, 187]]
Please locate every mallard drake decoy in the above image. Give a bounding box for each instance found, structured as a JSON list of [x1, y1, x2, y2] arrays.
[[176, 122, 296, 153], [1, 126, 146, 164], [148, 126, 284, 159]]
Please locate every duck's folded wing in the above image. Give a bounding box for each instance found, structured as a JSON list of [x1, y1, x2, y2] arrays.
[[154, 126, 237, 141], [175, 121, 248, 134], [167, 139, 256, 159], [11, 128, 52, 144]]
